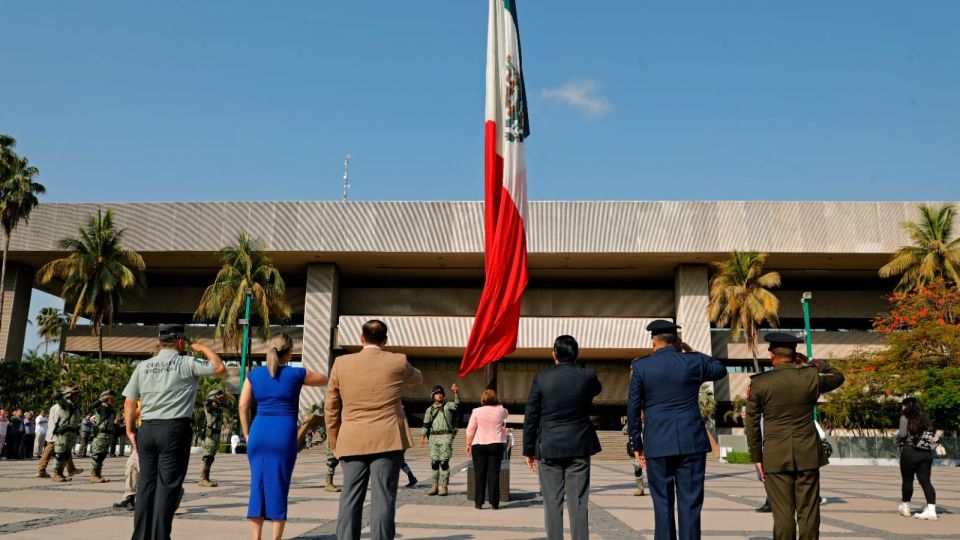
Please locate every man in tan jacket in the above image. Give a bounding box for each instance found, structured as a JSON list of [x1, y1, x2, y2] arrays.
[[326, 319, 422, 540]]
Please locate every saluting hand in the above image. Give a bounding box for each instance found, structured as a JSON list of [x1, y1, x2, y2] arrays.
[[451, 383, 459, 394]]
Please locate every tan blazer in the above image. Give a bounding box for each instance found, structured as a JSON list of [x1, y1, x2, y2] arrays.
[[325, 346, 423, 458]]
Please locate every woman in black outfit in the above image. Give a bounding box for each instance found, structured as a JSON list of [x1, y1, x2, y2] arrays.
[[896, 397, 937, 520]]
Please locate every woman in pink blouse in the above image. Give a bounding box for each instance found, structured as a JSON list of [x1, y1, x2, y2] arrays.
[[466, 389, 509, 509]]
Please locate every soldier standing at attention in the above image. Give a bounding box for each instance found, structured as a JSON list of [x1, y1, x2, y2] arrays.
[[199, 389, 225, 487], [123, 324, 225, 540], [621, 417, 645, 496], [745, 333, 845, 540], [90, 390, 117, 483], [419, 383, 459, 496], [51, 386, 83, 483], [316, 400, 342, 493]]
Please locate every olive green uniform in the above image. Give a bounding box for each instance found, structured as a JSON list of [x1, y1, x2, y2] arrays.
[[315, 401, 341, 492], [199, 399, 222, 486], [745, 362, 844, 540], [90, 399, 116, 482], [53, 393, 82, 481], [422, 394, 459, 489]]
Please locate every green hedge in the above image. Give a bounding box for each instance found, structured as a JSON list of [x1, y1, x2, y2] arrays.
[[725, 451, 753, 464]]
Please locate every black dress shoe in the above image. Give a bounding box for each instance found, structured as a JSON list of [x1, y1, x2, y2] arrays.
[[755, 500, 772, 513]]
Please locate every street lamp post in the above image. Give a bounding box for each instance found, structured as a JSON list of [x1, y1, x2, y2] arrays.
[[239, 288, 253, 391]]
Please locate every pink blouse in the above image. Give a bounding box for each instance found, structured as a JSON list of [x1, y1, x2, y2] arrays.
[[467, 405, 508, 445]]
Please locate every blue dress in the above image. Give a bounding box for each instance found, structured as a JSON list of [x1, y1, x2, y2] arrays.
[[246, 365, 306, 521]]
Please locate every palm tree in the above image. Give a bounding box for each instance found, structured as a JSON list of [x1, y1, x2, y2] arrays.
[[708, 251, 781, 373], [195, 230, 291, 353], [0, 136, 46, 335], [879, 203, 960, 292], [35, 306, 67, 355], [35, 208, 146, 360]]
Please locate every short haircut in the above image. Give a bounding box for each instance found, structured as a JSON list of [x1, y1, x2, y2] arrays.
[[553, 335, 579, 363], [653, 333, 678, 345], [362, 319, 388, 344], [480, 389, 500, 406], [771, 347, 795, 360]]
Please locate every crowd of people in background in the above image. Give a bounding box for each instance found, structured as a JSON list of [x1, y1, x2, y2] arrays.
[[1, 317, 949, 540]]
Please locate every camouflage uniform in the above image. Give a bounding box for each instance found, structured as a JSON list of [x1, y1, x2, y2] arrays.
[[421, 387, 459, 496], [90, 391, 116, 483], [199, 390, 224, 487], [622, 423, 644, 496], [315, 401, 341, 492], [52, 387, 82, 482]]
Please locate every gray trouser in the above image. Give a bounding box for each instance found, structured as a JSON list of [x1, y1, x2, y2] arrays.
[[337, 451, 402, 540], [538, 456, 591, 540]]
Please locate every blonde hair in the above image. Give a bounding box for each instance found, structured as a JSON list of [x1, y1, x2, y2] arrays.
[[266, 333, 294, 379]]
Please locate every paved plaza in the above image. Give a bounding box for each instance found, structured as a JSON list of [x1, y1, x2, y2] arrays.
[[0, 448, 956, 539]]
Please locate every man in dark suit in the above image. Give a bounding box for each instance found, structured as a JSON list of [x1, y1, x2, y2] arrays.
[[627, 320, 727, 540], [523, 335, 602, 540], [745, 333, 844, 540]]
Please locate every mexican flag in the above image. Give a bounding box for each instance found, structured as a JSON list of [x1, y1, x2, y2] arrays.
[[460, 0, 530, 377]]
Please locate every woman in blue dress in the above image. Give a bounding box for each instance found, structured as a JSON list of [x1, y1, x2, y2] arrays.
[[240, 333, 327, 540]]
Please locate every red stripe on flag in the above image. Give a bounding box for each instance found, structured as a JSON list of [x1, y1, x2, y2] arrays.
[[459, 121, 529, 377]]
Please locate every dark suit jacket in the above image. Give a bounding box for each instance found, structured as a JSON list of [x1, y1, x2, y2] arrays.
[[745, 362, 844, 472], [627, 347, 727, 459], [522, 362, 602, 459]]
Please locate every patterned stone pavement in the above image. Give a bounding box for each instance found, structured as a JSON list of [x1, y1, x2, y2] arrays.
[[0, 448, 957, 539]]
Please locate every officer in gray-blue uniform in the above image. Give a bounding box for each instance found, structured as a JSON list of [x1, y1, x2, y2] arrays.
[[122, 324, 225, 540], [627, 320, 728, 540]]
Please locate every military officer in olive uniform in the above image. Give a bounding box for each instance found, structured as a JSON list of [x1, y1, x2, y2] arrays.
[[419, 383, 459, 496], [199, 389, 225, 487], [90, 390, 117, 483], [745, 333, 845, 540], [52, 386, 83, 483]]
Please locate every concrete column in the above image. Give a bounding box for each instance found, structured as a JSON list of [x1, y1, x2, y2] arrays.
[[1, 263, 34, 361], [674, 264, 711, 355], [298, 263, 339, 419]]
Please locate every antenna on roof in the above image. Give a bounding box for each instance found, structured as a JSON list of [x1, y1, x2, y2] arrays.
[[341, 152, 351, 202]]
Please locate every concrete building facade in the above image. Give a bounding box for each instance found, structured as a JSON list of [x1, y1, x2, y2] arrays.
[[3, 201, 941, 416]]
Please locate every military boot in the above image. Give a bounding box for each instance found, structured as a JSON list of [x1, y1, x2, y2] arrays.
[[52, 463, 72, 483], [67, 467, 84, 477], [198, 464, 218, 487], [438, 477, 449, 497], [324, 474, 341, 493], [634, 480, 645, 496], [90, 463, 110, 483], [427, 478, 439, 496]]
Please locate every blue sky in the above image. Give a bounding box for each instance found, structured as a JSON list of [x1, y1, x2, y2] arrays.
[[3, 1, 959, 352]]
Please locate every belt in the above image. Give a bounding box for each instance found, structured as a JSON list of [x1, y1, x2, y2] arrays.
[[141, 417, 192, 425], [429, 430, 452, 436]]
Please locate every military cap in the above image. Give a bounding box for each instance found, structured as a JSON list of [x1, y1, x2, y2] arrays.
[[764, 332, 804, 351], [206, 389, 225, 399], [158, 324, 186, 339], [646, 319, 681, 337], [61, 385, 79, 394], [99, 390, 115, 400], [430, 385, 445, 397]]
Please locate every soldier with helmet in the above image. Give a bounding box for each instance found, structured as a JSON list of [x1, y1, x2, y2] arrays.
[[419, 383, 460, 496], [51, 385, 83, 483], [90, 389, 117, 483], [199, 388, 225, 487], [745, 332, 845, 540]]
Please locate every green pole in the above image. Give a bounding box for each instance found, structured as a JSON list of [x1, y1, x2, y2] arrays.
[[802, 292, 818, 421], [239, 288, 253, 391], [801, 292, 814, 359]]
